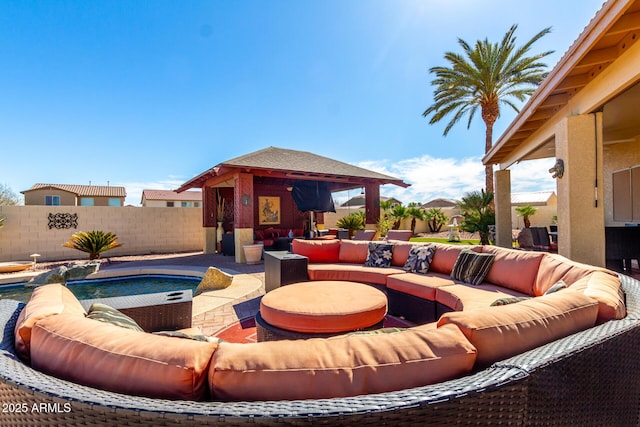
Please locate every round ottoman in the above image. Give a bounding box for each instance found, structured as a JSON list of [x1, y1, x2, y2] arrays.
[[257, 281, 388, 341]]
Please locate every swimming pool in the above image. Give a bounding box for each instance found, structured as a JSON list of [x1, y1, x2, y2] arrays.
[[0, 275, 201, 302]]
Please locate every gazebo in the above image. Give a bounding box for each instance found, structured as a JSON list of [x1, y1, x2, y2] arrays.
[[176, 147, 409, 263]]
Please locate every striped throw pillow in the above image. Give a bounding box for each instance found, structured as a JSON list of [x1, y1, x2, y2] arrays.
[[450, 249, 495, 286], [86, 303, 144, 332]]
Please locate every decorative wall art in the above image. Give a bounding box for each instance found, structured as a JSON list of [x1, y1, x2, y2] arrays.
[[48, 213, 78, 229], [259, 196, 280, 225]]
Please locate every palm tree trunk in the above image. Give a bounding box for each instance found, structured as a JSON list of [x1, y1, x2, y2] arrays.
[[485, 123, 494, 194]]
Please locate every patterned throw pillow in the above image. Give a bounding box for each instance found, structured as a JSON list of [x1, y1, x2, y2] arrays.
[[86, 303, 144, 332], [544, 280, 568, 295], [490, 297, 531, 306], [450, 249, 496, 286], [364, 243, 394, 268], [403, 245, 436, 274]]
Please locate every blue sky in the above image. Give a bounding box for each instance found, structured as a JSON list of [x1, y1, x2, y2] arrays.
[[1, 0, 605, 206]]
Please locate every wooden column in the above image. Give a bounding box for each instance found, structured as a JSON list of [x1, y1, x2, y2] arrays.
[[202, 186, 217, 254], [234, 173, 255, 263], [364, 184, 380, 228]]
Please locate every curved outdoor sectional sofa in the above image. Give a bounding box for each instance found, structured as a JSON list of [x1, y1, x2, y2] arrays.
[[1, 240, 640, 426]]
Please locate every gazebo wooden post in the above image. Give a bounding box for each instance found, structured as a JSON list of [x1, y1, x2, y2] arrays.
[[202, 186, 217, 254], [233, 172, 255, 263], [364, 184, 380, 231]]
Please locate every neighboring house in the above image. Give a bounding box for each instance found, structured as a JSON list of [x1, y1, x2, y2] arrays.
[[22, 184, 126, 206], [421, 198, 458, 209], [341, 195, 401, 208], [511, 191, 557, 229], [141, 190, 202, 208]]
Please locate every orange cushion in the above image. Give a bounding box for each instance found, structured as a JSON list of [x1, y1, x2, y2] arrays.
[[31, 314, 217, 401], [14, 283, 86, 364], [307, 263, 405, 285], [481, 246, 544, 295], [437, 291, 598, 368], [386, 272, 456, 300], [209, 323, 476, 401], [429, 244, 481, 274], [260, 281, 387, 333], [569, 271, 626, 323], [291, 238, 340, 263], [388, 241, 426, 267], [435, 283, 528, 312], [534, 253, 615, 295], [338, 240, 370, 263]]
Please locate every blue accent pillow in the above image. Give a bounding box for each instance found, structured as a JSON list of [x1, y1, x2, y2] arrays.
[[403, 245, 436, 274], [364, 243, 394, 268]]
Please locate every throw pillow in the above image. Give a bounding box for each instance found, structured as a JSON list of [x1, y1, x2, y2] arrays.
[[450, 249, 496, 286], [490, 297, 531, 306], [403, 245, 436, 274], [86, 303, 144, 332], [544, 280, 568, 295], [364, 243, 394, 268]]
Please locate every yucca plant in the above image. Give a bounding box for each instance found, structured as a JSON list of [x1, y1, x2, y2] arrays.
[[62, 230, 123, 260]]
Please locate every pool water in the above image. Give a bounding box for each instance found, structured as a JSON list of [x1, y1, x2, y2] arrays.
[[0, 275, 201, 302]]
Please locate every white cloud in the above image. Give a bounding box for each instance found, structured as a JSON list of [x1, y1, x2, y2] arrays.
[[356, 156, 556, 204]]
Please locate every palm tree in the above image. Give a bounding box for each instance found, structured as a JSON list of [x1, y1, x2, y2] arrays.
[[515, 205, 538, 228], [457, 190, 495, 245], [423, 25, 552, 194], [407, 202, 426, 235], [424, 208, 449, 233], [389, 205, 410, 230]]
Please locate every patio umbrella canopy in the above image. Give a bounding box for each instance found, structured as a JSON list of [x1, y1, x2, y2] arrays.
[[291, 180, 336, 213]]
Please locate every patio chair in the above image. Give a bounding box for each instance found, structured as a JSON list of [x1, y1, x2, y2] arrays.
[[385, 230, 413, 241], [352, 229, 376, 241], [530, 226, 557, 252]]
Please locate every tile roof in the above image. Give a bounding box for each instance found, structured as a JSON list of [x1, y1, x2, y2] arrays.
[[22, 183, 126, 198], [511, 191, 556, 205], [142, 190, 202, 201]]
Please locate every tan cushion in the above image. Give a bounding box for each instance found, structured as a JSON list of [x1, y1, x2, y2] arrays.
[[429, 244, 481, 275], [480, 246, 544, 295], [209, 323, 476, 401], [569, 271, 626, 323], [14, 283, 86, 364], [386, 272, 456, 300], [338, 240, 370, 264], [31, 314, 217, 401], [534, 253, 616, 296], [307, 263, 405, 285], [292, 239, 341, 263], [437, 291, 599, 368], [435, 283, 528, 312]]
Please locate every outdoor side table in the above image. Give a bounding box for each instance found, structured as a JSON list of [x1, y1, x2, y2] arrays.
[[264, 251, 308, 292]]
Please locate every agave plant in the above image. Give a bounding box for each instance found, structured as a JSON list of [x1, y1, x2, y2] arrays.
[[62, 230, 123, 260]]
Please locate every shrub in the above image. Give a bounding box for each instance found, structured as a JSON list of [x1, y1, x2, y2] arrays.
[[62, 230, 123, 260]]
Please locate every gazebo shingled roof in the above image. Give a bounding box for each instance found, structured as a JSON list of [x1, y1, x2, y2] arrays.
[[176, 146, 409, 192]]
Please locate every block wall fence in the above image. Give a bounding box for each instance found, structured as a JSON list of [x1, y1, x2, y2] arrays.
[[0, 206, 203, 262]]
